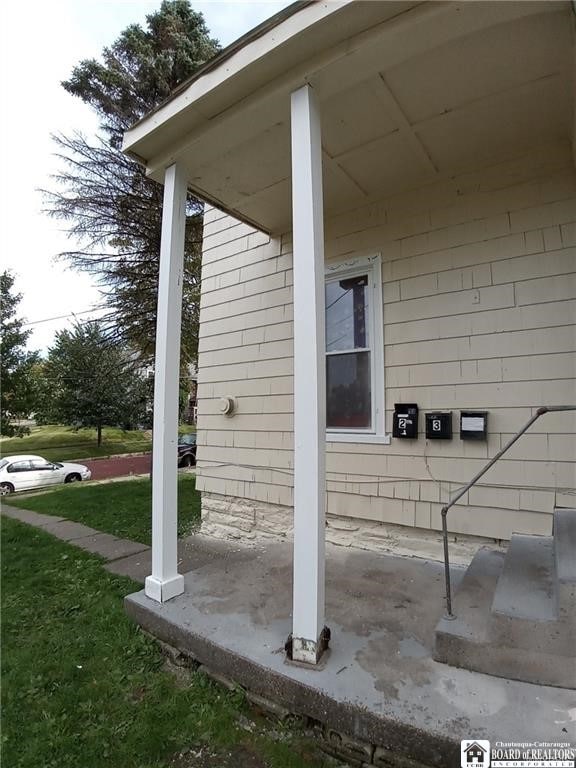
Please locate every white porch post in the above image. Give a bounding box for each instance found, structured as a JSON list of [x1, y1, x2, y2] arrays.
[[145, 162, 187, 603], [290, 84, 327, 664]]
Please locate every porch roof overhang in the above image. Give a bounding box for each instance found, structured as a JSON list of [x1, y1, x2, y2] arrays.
[[123, 0, 576, 235]]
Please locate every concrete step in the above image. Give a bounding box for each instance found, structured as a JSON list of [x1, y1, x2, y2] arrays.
[[488, 534, 574, 659], [434, 548, 504, 665], [554, 508, 576, 607], [491, 534, 557, 621], [553, 509, 576, 638], [434, 538, 575, 688]]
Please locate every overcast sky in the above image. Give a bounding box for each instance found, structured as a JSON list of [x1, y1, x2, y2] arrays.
[[0, 0, 291, 353]]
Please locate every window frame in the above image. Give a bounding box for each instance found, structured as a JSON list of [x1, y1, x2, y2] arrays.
[[324, 253, 389, 444]]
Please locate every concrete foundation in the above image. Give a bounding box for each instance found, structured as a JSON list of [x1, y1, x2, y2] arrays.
[[124, 535, 576, 767], [200, 492, 507, 566]]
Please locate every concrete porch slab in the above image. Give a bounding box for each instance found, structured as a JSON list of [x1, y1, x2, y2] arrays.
[[125, 536, 576, 766]]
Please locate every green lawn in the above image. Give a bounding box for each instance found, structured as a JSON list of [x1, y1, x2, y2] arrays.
[[0, 424, 152, 461], [8, 475, 200, 545], [1, 518, 328, 768]]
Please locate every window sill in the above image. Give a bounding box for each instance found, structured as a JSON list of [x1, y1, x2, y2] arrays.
[[326, 432, 392, 445]]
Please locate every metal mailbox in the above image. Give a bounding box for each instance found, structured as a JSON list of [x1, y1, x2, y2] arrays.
[[425, 411, 453, 439], [393, 403, 419, 439], [460, 411, 488, 440]]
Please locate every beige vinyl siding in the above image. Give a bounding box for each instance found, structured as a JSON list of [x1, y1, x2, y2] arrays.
[[196, 140, 576, 541], [197, 207, 294, 509]]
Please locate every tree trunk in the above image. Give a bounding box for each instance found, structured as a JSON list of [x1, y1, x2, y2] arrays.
[[97, 423, 102, 446]]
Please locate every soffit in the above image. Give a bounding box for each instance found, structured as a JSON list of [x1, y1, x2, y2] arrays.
[[124, 1, 574, 234], [123, 1, 417, 161]]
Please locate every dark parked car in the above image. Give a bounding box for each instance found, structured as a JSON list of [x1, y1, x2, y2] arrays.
[[178, 433, 197, 467]]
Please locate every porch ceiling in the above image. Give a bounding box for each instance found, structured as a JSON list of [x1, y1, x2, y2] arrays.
[[123, 1, 575, 235]]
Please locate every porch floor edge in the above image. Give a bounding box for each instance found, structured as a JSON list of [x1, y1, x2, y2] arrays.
[[124, 589, 457, 767], [123, 537, 575, 766]]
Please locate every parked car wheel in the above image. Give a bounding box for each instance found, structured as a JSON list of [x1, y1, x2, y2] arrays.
[[0, 482, 14, 496], [65, 473, 82, 483], [177, 433, 197, 468]]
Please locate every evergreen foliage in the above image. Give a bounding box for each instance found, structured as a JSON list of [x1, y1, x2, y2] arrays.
[[0, 272, 40, 437], [43, 1, 220, 365]]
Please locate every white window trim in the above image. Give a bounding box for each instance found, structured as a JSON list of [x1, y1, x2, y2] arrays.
[[325, 253, 390, 445]]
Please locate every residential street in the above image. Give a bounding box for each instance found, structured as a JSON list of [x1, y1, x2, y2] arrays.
[[83, 453, 151, 480]]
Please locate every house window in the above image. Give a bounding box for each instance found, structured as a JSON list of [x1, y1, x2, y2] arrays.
[[325, 254, 387, 442]]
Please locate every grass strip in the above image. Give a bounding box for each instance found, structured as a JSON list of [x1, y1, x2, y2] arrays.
[[1, 517, 329, 768], [1, 424, 152, 461], [7, 475, 201, 545]]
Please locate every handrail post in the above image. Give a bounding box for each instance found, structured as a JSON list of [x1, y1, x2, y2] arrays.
[[441, 505, 454, 619], [440, 405, 576, 621]]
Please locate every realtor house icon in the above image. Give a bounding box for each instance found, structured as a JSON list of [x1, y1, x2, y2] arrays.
[[461, 741, 491, 768], [466, 743, 488, 764]]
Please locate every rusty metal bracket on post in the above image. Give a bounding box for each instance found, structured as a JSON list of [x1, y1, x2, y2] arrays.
[[441, 405, 576, 620], [285, 625, 331, 666]]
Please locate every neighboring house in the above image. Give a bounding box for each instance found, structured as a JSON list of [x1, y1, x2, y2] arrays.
[[182, 364, 198, 424], [123, 1, 575, 665]]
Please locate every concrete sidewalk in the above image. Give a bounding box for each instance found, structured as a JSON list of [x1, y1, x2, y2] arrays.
[[1, 503, 196, 582], [1, 504, 150, 566]]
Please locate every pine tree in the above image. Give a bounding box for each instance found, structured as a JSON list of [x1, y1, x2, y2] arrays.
[[0, 272, 40, 437], [44, 1, 220, 365]]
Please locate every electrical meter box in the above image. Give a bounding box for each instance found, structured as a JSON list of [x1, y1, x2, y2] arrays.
[[425, 411, 453, 439], [460, 411, 488, 440], [393, 403, 419, 439]]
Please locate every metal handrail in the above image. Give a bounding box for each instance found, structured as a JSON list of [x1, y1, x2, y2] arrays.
[[441, 405, 576, 619]]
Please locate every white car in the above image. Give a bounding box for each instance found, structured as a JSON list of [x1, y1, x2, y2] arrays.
[[0, 454, 92, 496]]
